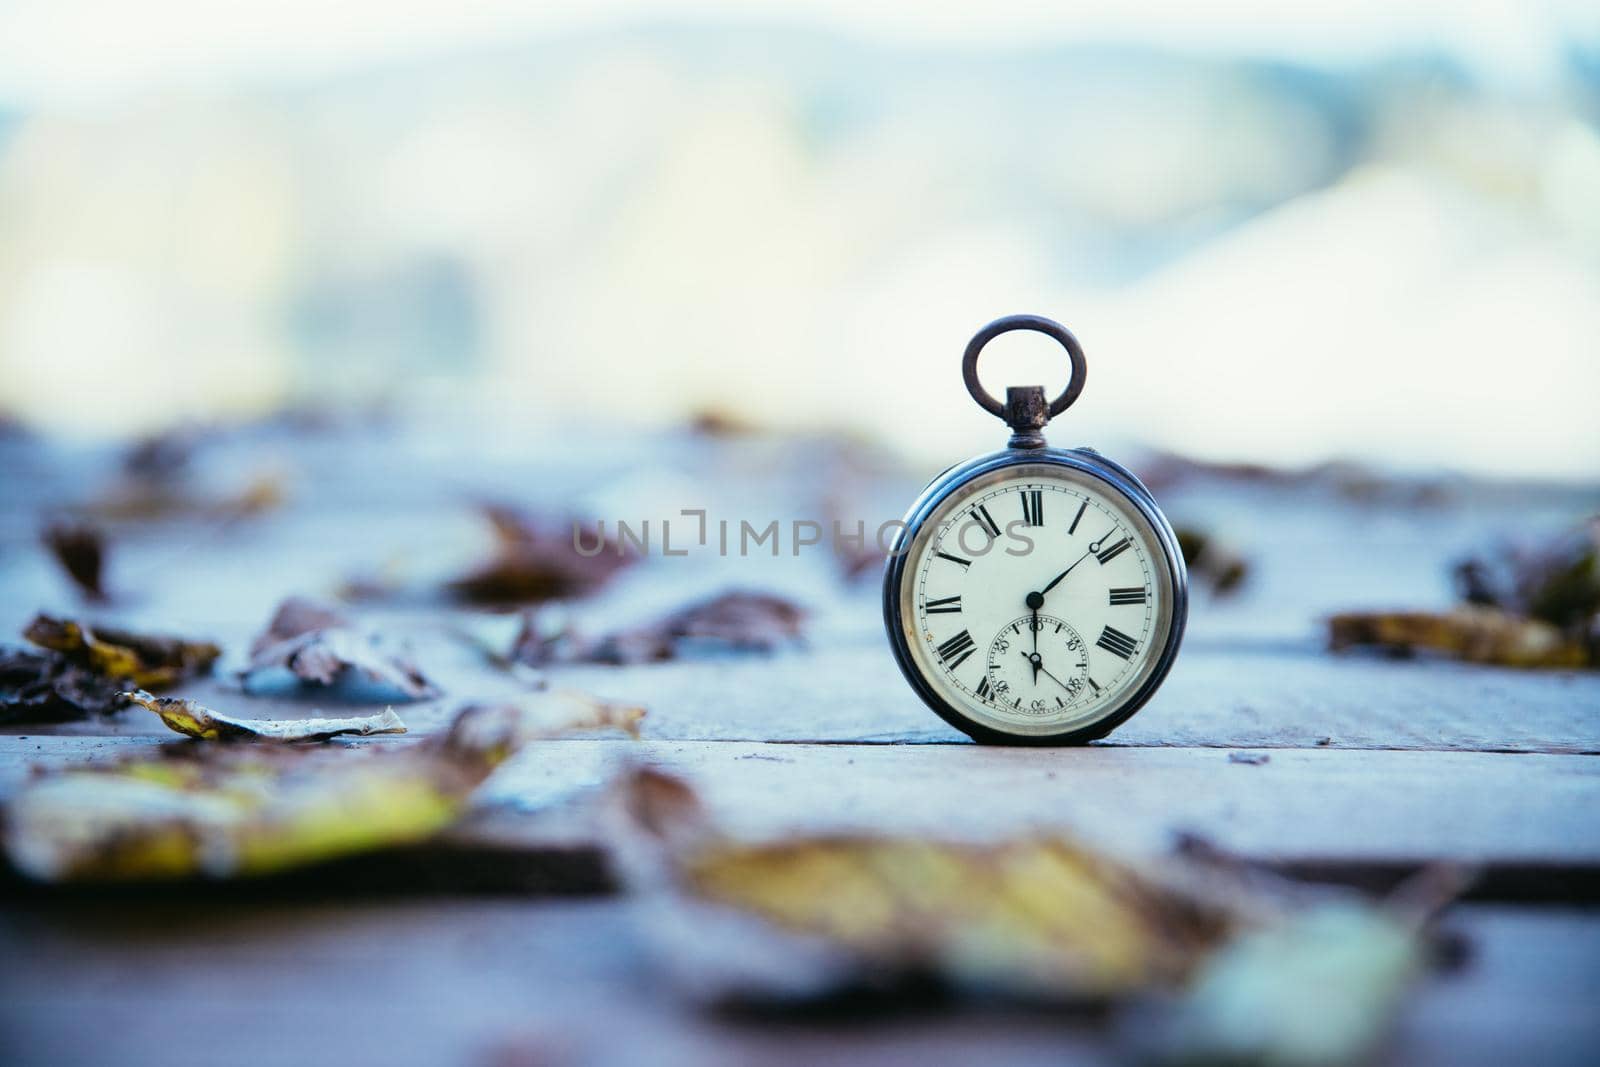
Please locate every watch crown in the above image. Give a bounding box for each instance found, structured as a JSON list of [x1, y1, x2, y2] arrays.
[[1004, 386, 1049, 450]]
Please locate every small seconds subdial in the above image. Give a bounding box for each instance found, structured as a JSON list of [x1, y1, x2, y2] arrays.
[[983, 615, 1089, 715]]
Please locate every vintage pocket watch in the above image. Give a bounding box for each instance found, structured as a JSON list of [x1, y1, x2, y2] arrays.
[[882, 314, 1187, 745]]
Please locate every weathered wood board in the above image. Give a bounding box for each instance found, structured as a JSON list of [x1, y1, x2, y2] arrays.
[[0, 899, 1594, 1067]]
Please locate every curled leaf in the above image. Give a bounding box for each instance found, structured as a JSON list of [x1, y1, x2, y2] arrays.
[[608, 770, 1252, 1005], [249, 596, 353, 656], [513, 590, 806, 666], [3, 702, 527, 883], [1328, 606, 1592, 669], [122, 689, 407, 742], [242, 598, 439, 700], [24, 615, 221, 689]]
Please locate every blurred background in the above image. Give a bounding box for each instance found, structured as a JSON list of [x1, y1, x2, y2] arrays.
[[1, 0, 1597, 479]]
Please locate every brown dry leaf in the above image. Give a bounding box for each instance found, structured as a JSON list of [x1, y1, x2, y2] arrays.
[[2, 702, 528, 883], [447, 504, 636, 605], [24, 614, 221, 690], [1174, 526, 1249, 597], [249, 596, 352, 656], [123, 689, 407, 742], [609, 768, 1255, 1004], [1327, 606, 1591, 669], [512, 590, 806, 666], [41, 520, 109, 601], [0, 646, 125, 724], [242, 598, 439, 700]]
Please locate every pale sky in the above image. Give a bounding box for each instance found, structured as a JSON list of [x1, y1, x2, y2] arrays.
[[1, 0, 1595, 104]]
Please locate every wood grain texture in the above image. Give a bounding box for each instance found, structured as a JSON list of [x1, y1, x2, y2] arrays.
[[16, 635, 1593, 754]]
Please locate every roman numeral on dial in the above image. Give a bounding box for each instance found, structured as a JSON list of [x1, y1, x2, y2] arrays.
[[936, 630, 976, 670], [1068, 500, 1087, 534], [1108, 587, 1147, 605], [1020, 489, 1043, 527], [924, 595, 962, 614], [1096, 625, 1138, 659], [970, 505, 1001, 538], [975, 676, 992, 699], [1096, 536, 1131, 564], [935, 551, 971, 569]]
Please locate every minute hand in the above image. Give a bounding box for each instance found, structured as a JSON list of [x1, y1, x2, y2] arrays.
[[1036, 537, 1104, 599]]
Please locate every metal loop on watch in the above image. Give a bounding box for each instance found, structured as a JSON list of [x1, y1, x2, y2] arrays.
[[961, 314, 1087, 422]]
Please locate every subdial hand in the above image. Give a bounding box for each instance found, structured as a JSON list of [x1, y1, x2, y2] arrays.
[[1019, 650, 1077, 694], [1029, 608, 1040, 681]]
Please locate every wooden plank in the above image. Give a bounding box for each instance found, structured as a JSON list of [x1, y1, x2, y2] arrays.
[[539, 643, 1600, 752], [13, 638, 1593, 755], [5, 739, 1596, 895], [0, 898, 1592, 1067], [477, 740, 1600, 866]]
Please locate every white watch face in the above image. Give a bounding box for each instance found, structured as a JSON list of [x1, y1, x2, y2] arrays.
[[897, 462, 1176, 738]]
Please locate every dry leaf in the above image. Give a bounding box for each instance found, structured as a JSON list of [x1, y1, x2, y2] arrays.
[[242, 598, 439, 700], [512, 590, 806, 666], [685, 836, 1241, 997], [0, 646, 124, 724], [608, 769, 1253, 1004], [249, 596, 352, 656], [1174, 526, 1249, 597], [1328, 606, 1591, 669], [1454, 518, 1600, 631], [610, 768, 1442, 1059], [123, 689, 407, 742], [447, 504, 635, 605], [41, 520, 108, 601], [3, 702, 527, 882], [24, 614, 221, 689]]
